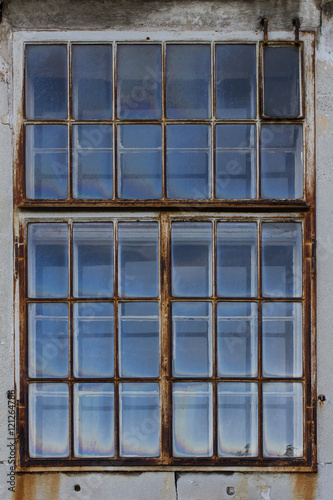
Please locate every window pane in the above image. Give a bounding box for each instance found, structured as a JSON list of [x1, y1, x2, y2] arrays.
[[218, 382, 258, 457], [28, 303, 69, 378], [263, 46, 301, 117], [262, 223, 302, 298], [26, 45, 67, 120], [29, 383, 69, 458], [73, 125, 113, 199], [261, 124, 303, 199], [74, 383, 114, 457], [216, 44, 256, 119], [217, 222, 257, 297], [263, 382, 303, 457], [73, 223, 113, 298], [119, 302, 159, 378], [172, 302, 212, 377], [166, 44, 211, 119], [118, 222, 159, 297], [167, 125, 211, 199], [119, 383, 160, 457], [72, 45, 112, 120], [262, 302, 302, 378], [216, 124, 256, 199], [117, 44, 162, 119], [217, 302, 258, 377], [28, 223, 68, 298], [172, 222, 212, 297], [26, 125, 68, 200], [117, 125, 162, 199], [173, 382, 213, 457], [73, 303, 114, 378]]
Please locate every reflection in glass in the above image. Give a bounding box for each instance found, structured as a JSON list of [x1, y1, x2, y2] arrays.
[[263, 382, 303, 457], [117, 44, 162, 119], [73, 125, 113, 199], [28, 223, 68, 298], [263, 46, 300, 117], [218, 383, 258, 457], [74, 383, 114, 457], [118, 222, 159, 297], [26, 45, 67, 120], [262, 302, 302, 377], [217, 302, 257, 377], [262, 223, 302, 298], [167, 125, 211, 199], [72, 45, 112, 120], [172, 302, 212, 377], [73, 303, 114, 378], [73, 223, 113, 297], [119, 302, 159, 378], [216, 124, 256, 199], [28, 303, 69, 378], [119, 383, 160, 457], [217, 222, 257, 297], [216, 44, 256, 119], [26, 125, 68, 200], [29, 383, 69, 458], [166, 44, 211, 119], [172, 222, 212, 297], [261, 124, 303, 199], [173, 382, 213, 457], [118, 125, 162, 199]]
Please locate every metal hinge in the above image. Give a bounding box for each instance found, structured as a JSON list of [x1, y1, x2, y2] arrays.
[[14, 237, 24, 279], [311, 236, 316, 275]]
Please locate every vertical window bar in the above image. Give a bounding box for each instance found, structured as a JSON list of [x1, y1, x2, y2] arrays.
[[114, 43, 118, 120], [114, 220, 119, 458], [258, 121, 262, 200], [114, 124, 118, 200], [69, 381, 74, 459], [69, 122, 73, 201], [258, 220, 263, 459]]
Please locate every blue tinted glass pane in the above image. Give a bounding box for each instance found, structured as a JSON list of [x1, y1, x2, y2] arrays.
[[72, 45, 112, 119], [73, 125, 113, 199], [216, 124, 256, 199], [167, 125, 211, 199], [166, 44, 211, 119], [216, 44, 256, 119], [117, 44, 162, 119], [26, 45, 67, 120]]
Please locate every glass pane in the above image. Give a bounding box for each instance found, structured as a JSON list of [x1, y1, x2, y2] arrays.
[[73, 125, 113, 199], [172, 222, 212, 297], [261, 124, 303, 199], [166, 44, 211, 119], [73, 303, 114, 378], [263, 382, 303, 457], [262, 223, 302, 298], [216, 124, 256, 199], [217, 302, 258, 377], [118, 222, 159, 297], [263, 46, 301, 117], [216, 44, 256, 119], [28, 303, 69, 378], [119, 383, 160, 457], [117, 44, 162, 119], [26, 45, 67, 120], [173, 382, 213, 457], [172, 302, 212, 377], [29, 383, 69, 458], [73, 223, 113, 298], [28, 223, 68, 298], [217, 222, 257, 297], [167, 125, 211, 199], [26, 125, 68, 200], [72, 45, 112, 120], [119, 302, 159, 378], [218, 382, 258, 457], [74, 383, 114, 457], [117, 125, 162, 199], [262, 302, 302, 378]]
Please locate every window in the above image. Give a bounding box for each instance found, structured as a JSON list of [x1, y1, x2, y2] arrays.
[[14, 32, 316, 470]]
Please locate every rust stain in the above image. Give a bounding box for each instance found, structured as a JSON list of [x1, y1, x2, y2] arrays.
[[13, 473, 61, 500], [293, 473, 318, 500]]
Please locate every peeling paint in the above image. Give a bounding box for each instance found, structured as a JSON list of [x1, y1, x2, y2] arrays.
[[317, 113, 330, 134]]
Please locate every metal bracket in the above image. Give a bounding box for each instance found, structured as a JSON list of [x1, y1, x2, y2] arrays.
[[261, 18, 269, 44], [293, 18, 300, 45], [14, 237, 24, 279]]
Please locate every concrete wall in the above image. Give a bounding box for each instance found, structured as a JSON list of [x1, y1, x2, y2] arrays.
[[0, 0, 332, 498]]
